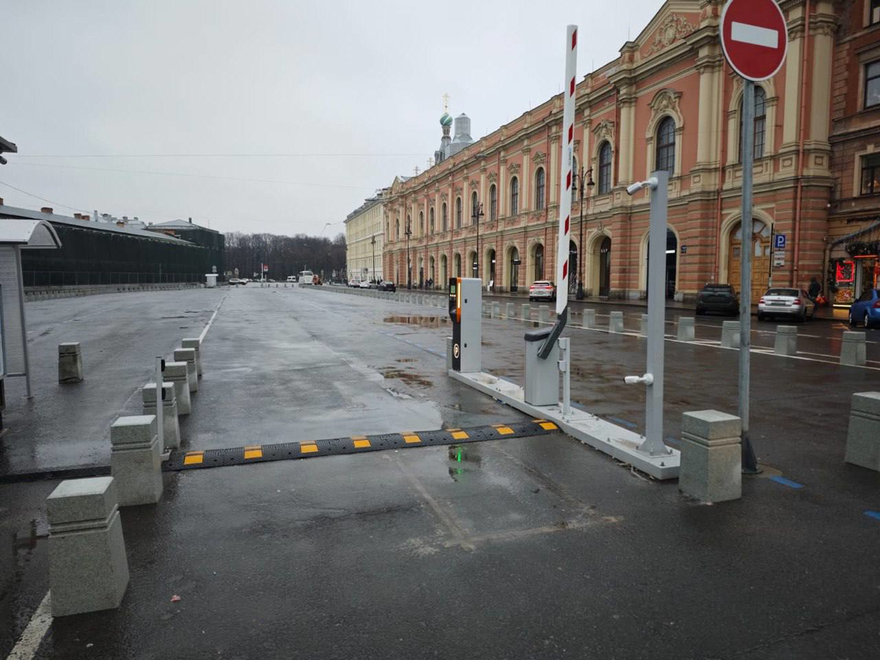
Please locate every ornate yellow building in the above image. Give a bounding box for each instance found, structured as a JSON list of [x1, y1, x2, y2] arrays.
[[345, 194, 385, 283]]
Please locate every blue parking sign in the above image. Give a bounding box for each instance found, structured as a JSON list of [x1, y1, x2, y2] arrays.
[[774, 234, 786, 250]]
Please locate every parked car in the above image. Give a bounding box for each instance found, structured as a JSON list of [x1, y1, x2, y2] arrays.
[[348, 279, 360, 288], [528, 281, 556, 301], [359, 280, 372, 289], [695, 284, 738, 316], [286, 275, 297, 283], [848, 288, 880, 328], [757, 288, 816, 322], [378, 280, 396, 292], [229, 278, 246, 286]]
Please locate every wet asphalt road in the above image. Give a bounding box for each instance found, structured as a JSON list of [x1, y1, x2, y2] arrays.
[[2, 285, 879, 659]]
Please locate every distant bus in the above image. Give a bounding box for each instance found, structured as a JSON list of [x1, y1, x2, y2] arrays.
[[299, 270, 315, 285]]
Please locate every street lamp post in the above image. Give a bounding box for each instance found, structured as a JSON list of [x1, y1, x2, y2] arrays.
[[370, 234, 376, 284], [405, 218, 412, 289], [573, 166, 595, 300], [471, 201, 484, 280]]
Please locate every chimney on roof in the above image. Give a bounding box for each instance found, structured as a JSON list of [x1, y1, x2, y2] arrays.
[[41, 207, 53, 214], [0, 197, 4, 205], [93, 210, 98, 222], [188, 217, 192, 224]]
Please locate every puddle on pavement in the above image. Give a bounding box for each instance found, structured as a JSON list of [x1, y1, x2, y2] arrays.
[[380, 367, 432, 388], [447, 444, 482, 482], [13, 519, 48, 556], [383, 315, 449, 328]]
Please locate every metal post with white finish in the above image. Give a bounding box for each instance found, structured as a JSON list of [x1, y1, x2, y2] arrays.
[[623, 172, 671, 457], [558, 337, 571, 417]]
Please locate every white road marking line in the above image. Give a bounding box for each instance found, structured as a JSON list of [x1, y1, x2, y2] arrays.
[[6, 591, 51, 660], [198, 294, 227, 342], [731, 21, 779, 48]]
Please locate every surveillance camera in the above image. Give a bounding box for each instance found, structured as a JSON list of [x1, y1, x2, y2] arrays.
[[626, 182, 643, 196]]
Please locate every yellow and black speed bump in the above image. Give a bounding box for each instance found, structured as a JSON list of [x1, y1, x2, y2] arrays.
[[162, 419, 559, 472]]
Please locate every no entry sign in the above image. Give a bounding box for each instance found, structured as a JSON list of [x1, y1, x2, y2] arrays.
[[721, 0, 788, 81]]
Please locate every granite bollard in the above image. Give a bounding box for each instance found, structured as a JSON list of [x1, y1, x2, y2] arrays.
[[640, 313, 649, 337], [840, 331, 867, 366], [582, 308, 596, 329], [110, 415, 163, 506], [58, 342, 84, 384], [173, 348, 198, 393], [538, 305, 549, 324], [142, 382, 180, 450], [164, 362, 192, 415], [506, 302, 515, 319], [47, 477, 130, 616], [721, 320, 740, 348], [181, 337, 202, 377], [609, 311, 624, 333], [844, 392, 880, 472], [492, 302, 501, 318], [774, 325, 798, 356], [676, 317, 695, 341], [521, 303, 531, 322], [679, 410, 742, 503]]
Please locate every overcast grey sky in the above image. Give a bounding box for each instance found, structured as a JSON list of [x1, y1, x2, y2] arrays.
[[2, 0, 659, 236]]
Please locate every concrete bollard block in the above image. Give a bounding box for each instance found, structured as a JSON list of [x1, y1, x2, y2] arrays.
[[609, 311, 624, 333], [492, 302, 501, 318], [173, 348, 198, 393], [164, 362, 192, 415], [47, 477, 130, 617], [840, 331, 867, 366], [521, 303, 531, 321], [721, 320, 740, 348], [774, 325, 798, 356], [640, 313, 649, 337], [677, 317, 695, 341], [538, 305, 549, 324], [446, 336, 453, 372], [679, 410, 742, 503], [582, 309, 596, 329], [506, 302, 515, 319], [181, 337, 202, 377], [142, 382, 180, 450], [482, 302, 488, 316], [844, 392, 880, 471], [58, 342, 84, 384], [110, 415, 163, 506]]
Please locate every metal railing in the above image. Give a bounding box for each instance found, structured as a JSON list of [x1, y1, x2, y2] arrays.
[[23, 271, 203, 288]]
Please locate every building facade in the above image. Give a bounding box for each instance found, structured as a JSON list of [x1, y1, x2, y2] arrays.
[[345, 194, 385, 283], [827, 0, 880, 308], [383, 0, 849, 304]]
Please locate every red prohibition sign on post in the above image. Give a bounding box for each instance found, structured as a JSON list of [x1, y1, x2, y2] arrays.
[[720, 0, 788, 81]]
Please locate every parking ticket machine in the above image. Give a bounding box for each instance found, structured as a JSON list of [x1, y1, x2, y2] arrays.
[[448, 277, 482, 373]]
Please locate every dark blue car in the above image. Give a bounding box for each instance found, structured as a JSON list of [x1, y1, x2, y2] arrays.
[[848, 288, 880, 329]]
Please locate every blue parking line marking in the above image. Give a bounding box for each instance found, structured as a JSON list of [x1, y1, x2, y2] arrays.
[[864, 510, 880, 521], [608, 416, 638, 429], [769, 475, 804, 489]]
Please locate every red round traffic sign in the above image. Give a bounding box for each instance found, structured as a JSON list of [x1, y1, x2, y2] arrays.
[[721, 0, 788, 81]]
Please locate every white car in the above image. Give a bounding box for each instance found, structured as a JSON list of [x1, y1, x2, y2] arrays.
[[359, 280, 372, 289], [757, 288, 816, 322], [286, 276, 297, 283]]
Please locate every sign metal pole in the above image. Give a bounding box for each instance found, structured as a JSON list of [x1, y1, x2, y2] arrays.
[[739, 79, 760, 474]]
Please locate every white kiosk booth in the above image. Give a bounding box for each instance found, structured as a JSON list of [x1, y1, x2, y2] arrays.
[[0, 219, 62, 400]]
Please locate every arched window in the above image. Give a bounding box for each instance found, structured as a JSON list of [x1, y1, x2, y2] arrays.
[[510, 176, 519, 215], [395, 218, 400, 239], [406, 215, 411, 237], [429, 207, 435, 234], [656, 117, 676, 173], [455, 197, 462, 229], [471, 191, 479, 225], [598, 142, 612, 195], [572, 156, 578, 203], [489, 184, 497, 221], [419, 211, 424, 235], [442, 202, 448, 232], [535, 167, 546, 210], [740, 86, 767, 160]]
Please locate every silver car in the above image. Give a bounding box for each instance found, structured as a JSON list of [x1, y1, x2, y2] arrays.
[[757, 287, 816, 322]]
